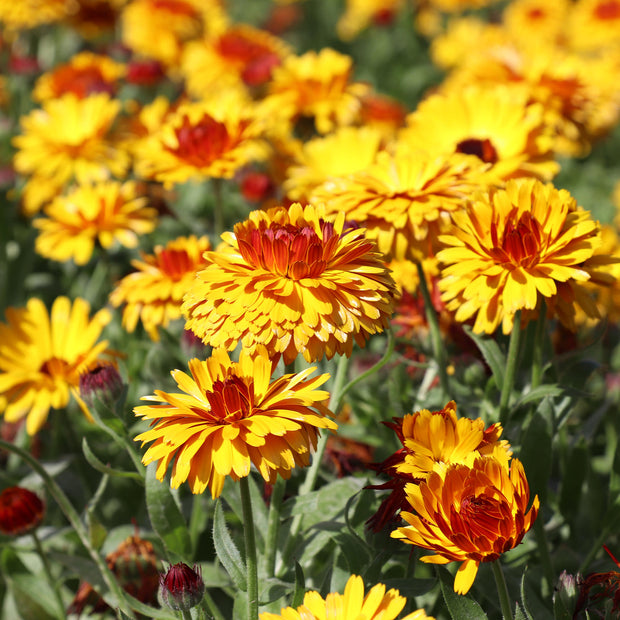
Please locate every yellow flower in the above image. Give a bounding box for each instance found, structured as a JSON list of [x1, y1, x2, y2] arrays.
[[316, 144, 492, 261], [437, 178, 605, 334], [182, 203, 397, 364], [0, 297, 113, 435], [133, 95, 268, 188], [34, 181, 157, 265], [567, 0, 620, 52], [502, 0, 570, 46], [13, 93, 130, 194], [134, 347, 336, 498], [120, 0, 227, 67], [0, 0, 74, 30], [33, 51, 126, 103], [181, 23, 292, 98], [367, 401, 510, 531], [110, 235, 211, 340], [260, 574, 434, 620], [283, 125, 384, 202], [392, 454, 539, 594], [398, 84, 559, 183], [266, 48, 370, 134], [336, 0, 405, 41]]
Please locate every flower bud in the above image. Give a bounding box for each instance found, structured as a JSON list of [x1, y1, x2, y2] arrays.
[[0, 486, 45, 536], [158, 563, 205, 611], [79, 363, 124, 411]]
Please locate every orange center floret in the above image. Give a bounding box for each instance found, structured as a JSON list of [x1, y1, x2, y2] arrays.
[[527, 8, 546, 19], [151, 0, 200, 17], [155, 248, 196, 280], [40, 357, 73, 381], [169, 115, 238, 167], [595, 0, 620, 19], [206, 376, 253, 422], [490, 212, 543, 268], [459, 494, 506, 546], [456, 138, 499, 164], [238, 221, 338, 279], [217, 31, 273, 63], [52, 66, 114, 98]]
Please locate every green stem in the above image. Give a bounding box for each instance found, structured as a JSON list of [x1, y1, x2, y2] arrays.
[[263, 476, 286, 578], [491, 560, 514, 620], [32, 530, 65, 619], [415, 261, 450, 398], [212, 178, 224, 238], [499, 310, 523, 426], [239, 477, 258, 620], [531, 299, 547, 391], [181, 609, 193, 620], [0, 440, 137, 619], [201, 589, 227, 620], [534, 518, 555, 595]]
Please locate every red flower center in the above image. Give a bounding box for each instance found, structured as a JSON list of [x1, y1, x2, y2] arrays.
[[458, 493, 507, 547], [40, 357, 72, 380], [206, 376, 253, 422], [456, 138, 499, 164], [217, 30, 275, 64], [151, 0, 200, 17], [51, 65, 115, 98], [156, 247, 200, 280], [595, 1, 620, 19], [527, 8, 546, 19], [168, 115, 242, 167], [238, 221, 339, 279], [490, 211, 543, 268]]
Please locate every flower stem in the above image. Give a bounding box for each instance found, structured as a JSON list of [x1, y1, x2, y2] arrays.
[[212, 178, 224, 238], [499, 310, 522, 426], [0, 440, 137, 619], [201, 589, 227, 620], [31, 530, 66, 619], [181, 609, 193, 620], [534, 518, 555, 595], [491, 560, 514, 620], [530, 299, 547, 391], [263, 476, 286, 578], [239, 476, 259, 620], [415, 261, 450, 398]]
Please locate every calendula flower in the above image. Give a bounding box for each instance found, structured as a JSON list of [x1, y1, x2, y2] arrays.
[[182, 203, 397, 364], [110, 235, 211, 340], [0, 0, 74, 30], [367, 401, 510, 532], [399, 84, 559, 183], [13, 94, 130, 208], [316, 144, 492, 261], [260, 574, 434, 620], [438, 178, 607, 334], [502, 0, 570, 46], [34, 181, 157, 265], [567, 0, 620, 52], [283, 125, 384, 202], [0, 297, 114, 435], [266, 48, 370, 134], [133, 94, 268, 188], [33, 51, 126, 102], [121, 0, 227, 67], [134, 347, 336, 498], [392, 454, 539, 594], [181, 23, 291, 98]]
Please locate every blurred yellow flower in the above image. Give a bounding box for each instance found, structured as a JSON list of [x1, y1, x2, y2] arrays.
[[260, 574, 434, 620], [437, 178, 605, 334], [34, 181, 157, 265], [266, 48, 370, 134], [0, 0, 74, 30], [336, 0, 405, 41], [392, 454, 539, 594], [110, 235, 211, 340], [182, 203, 396, 364], [134, 347, 336, 498], [0, 297, 113, 435]]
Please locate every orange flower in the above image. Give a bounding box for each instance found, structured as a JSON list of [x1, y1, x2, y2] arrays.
[[182, 203, 396, 364], [392, 454, 539, 594]]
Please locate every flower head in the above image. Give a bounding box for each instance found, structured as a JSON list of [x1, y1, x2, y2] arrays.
[[0, 297, 114, 434], [367, 401, 510, 532], [259, 574, 433, 620], [266, 48, 370, 134], [133, 95, 268, 187], [134, 347, 337, 498], [182, 203, 397, 364], [392, 454, 539, 594], [438, 178, 606, 334], [0, 486, 45, 535], [110, 235, 211, 341], [159, 563, 205, 611], [34, 181, 158, 265], [0, 0, 74, 30]]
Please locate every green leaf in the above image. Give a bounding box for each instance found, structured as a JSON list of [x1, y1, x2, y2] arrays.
[[82, 438, 144, 484], [463, 327, 505, 388], [515, 603, 528, 620], [5, 574, 59, 620], [212, 499, 247, 591], [145, 463, 192, 561], [291, 562, 305, 608], [559, 437, 588, 518], [513, 385, 564, 410], [518, 406, 553, 503], [519, 571, 534, 620], [437, 566, 489, 620]]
